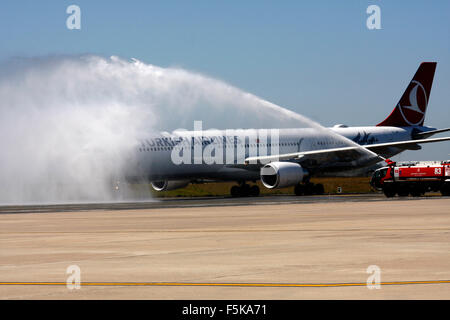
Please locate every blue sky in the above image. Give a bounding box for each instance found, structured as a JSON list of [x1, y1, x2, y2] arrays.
[[1, 0, 449, 160]]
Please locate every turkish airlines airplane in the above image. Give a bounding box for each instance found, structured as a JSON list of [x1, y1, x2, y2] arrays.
[[130, 62, 450, 197]]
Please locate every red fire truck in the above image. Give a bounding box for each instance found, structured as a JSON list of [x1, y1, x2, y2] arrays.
[[370, 159, 450, 197]]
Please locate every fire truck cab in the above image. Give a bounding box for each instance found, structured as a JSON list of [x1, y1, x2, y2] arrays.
[[370, 160, 450, 197]]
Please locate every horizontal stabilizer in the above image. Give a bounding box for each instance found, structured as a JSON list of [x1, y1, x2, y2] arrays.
[[413, 127, 450, 138]]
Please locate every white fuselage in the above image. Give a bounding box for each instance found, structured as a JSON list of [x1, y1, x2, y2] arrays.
[[130, 125, 417, 182]]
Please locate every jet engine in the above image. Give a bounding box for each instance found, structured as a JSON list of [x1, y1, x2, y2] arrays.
[[260, 162, 307, 189], [151, 180, 190, 191]]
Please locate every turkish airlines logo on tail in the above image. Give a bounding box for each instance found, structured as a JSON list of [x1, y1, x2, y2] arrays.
[[398, 80, 427, 126]]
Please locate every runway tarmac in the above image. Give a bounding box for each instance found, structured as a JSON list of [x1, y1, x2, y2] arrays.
[[0, 194, 449, 299], [0, 193, 442, 214]]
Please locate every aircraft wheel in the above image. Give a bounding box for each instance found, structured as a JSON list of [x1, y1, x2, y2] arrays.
[[240, 184, 251, 197], [314, 183, 325, 195], [249, 185, 260, 197], [303, 182, 315, 195], [230, 186, 240, 197], [294, 184, 304, 196]]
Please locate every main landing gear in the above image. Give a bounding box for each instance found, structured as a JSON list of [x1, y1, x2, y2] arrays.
[[229, 181, 324, 197], [230, 182, 260, 197], [294, 182, 325, 196]]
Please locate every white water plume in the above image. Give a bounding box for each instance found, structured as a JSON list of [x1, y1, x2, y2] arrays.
[[0, 55, 362, 204]]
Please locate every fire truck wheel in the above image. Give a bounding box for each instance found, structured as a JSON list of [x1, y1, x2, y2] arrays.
[[441, 184, 450, 196], [410, 187, 423, 197], [382, 186, 396, 198]]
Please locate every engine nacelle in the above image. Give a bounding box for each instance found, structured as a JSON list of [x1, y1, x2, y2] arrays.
[[260, 162, 307, 189], [151, 180, 190, 191]]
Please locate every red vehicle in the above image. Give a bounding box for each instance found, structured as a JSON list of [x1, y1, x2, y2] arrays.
[[370, 159, 450, 197]]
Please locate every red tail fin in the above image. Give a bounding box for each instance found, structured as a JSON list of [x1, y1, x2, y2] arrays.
[[377, 62, 437, 127]]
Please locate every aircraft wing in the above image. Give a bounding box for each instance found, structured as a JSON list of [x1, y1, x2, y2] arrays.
[[244, 145, 381, 168], [244, 136, 450, 165]]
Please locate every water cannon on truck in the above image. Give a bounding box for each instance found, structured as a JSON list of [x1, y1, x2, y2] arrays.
[[370, 159, 450, 197]]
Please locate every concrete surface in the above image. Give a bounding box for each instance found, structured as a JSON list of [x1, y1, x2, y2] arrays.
[[0, 196, 449, 299]]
